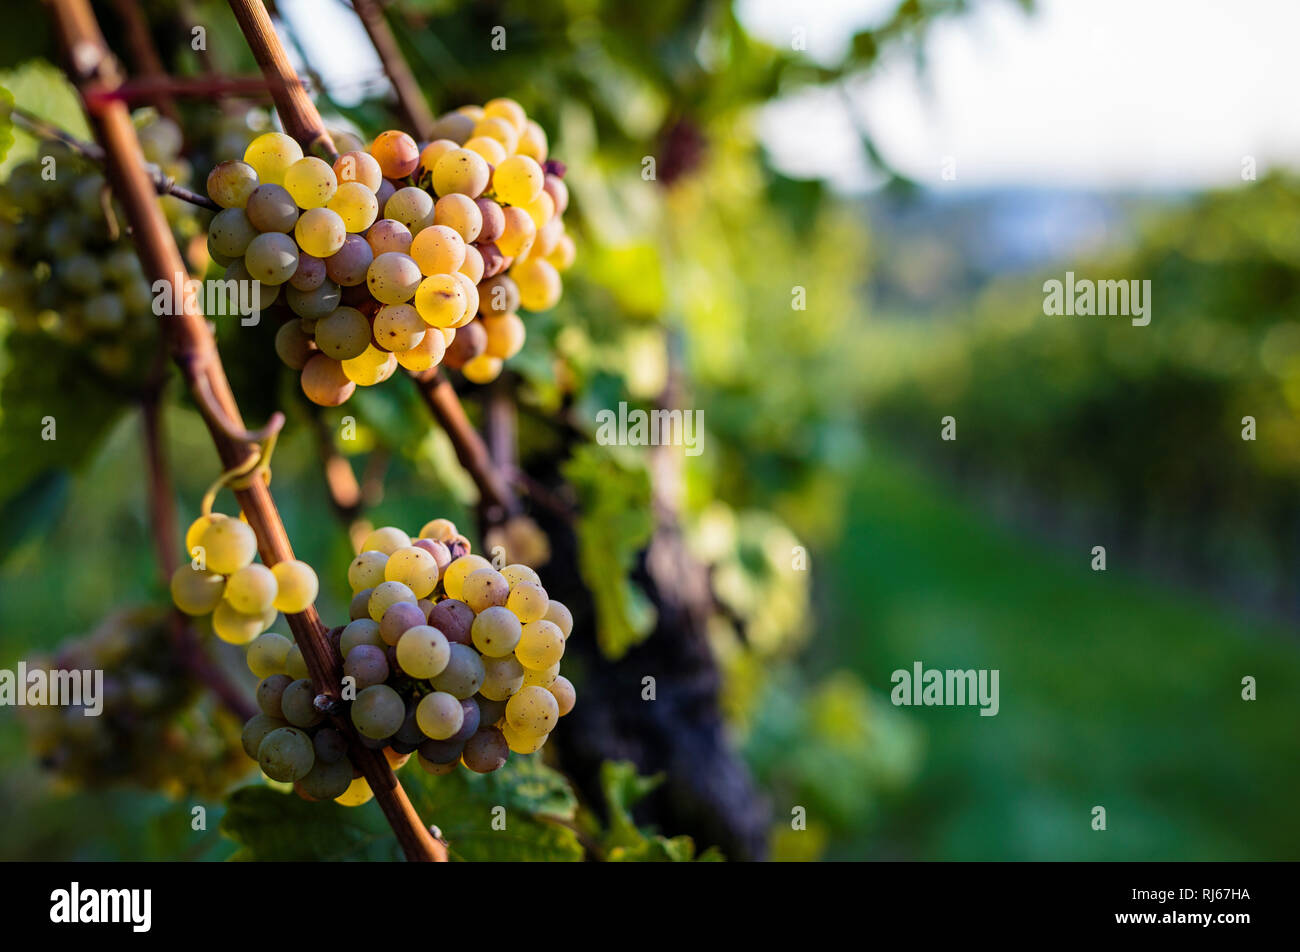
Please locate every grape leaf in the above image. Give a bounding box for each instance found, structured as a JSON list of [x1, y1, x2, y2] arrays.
[[562, 444, 655, 659], [402, 754, 584, 863], [220, 785, 403, 862], [595, 761, 724, 862]]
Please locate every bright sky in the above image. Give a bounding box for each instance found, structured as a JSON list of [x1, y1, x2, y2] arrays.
[[745, 0, 1300, 191], [280, 0, 1300, 193]]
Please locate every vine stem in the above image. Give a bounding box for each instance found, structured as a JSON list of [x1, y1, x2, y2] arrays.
[[6, 106, 219, 210], [48, 0, 443, 863]]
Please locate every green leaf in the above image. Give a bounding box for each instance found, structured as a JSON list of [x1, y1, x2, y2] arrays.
[[0, 60, 89, 177], [402, 755, 584, 862], [220, 785, 402, 862], [562, 444, 655, 659], [595, 761, 722, 862], [0, 86, 14, 165]]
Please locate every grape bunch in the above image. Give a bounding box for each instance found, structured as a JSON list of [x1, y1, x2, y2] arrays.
[[0, 112, 195, 377], [170, 509, 320, 648], [20, 607, 248, 799], [202, 97, 574, 405], [235, 516, 576, 806]]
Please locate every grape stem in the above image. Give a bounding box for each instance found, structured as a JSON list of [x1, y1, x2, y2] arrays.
[[49, 0, 445, 863], [7, 106, 220, 211]]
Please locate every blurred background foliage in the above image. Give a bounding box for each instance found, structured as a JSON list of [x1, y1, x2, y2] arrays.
[[0, 0, 1297, 860]]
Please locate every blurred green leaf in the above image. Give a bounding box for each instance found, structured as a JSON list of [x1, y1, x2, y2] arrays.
[[221, 785, 401, 862]]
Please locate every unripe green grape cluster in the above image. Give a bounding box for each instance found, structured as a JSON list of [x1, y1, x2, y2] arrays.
[[0, 112, 197, 377], [206, 97, 574, 406], [170, 510, 320, 651], [18, 606, 248, 798], [236, 515, 576, 803]]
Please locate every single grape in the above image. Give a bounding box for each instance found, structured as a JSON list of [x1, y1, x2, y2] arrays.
[[341, 345, 397, 386], [241, 713, 288, 759], [483, 98, 527, 134], [496, 206, 536, 258], [442, 319, 486, 369], [243, 132, 303, 186], [478, 274, 519, 318], [384, 545, 439, 597], [394, 322, 447, 371], [271, 559, 319, 613], [512, 257, 562, 311], [464, 135, 507, 167], [427, 598, 475, 646], [463, 568, 509, 612], [431, 149, 490, 198], [275, 319, 317, 369], [367, 252, 423, 304], [348, 550, 389, 590], [333, 150, 382, 191], [281, 678, 324, 728], [544, 600, 574, 639], [430, 642, 485, 699], [521, 190, 555, 229], [384, 187, 435, 231], [441, 554, 491, 600], [522, 662, 560, 688], [475, 200, 505, 243], [368, 579, 418, 621], [198, 517, 257, 574], [428, 110, 476, 144], [409, 224, 466, 277], [315, 306, 372, 360], [290, 252, 327, 291], [343, 643, 390, 692], [297, 756, 353, 800], [208, 207, 258, 257], [500, 564, 541, 587], [549, 675, 576, 717], [335, 775, 374, 806], [300, 353, 356, 406], [505, 581, 549, 623], [396, 625, 450, 679], [247, 631, 293, 679], [313, 727, 348, 764], [245, 183, 299, 233], [283, 156, 338, 209], [480, 313, 526, 360], [245, 231, 300, 285], [370, 130, 420, 179], [295, 207, 347, 258], [479, 653, 525, 702], [516, 619, 565, 670], [258, 726, 315, 782], [418, 139, 459, 179], [285, 278, 342, 321], [224, 562, 278, 614], [459, 244, 485, 285], [170, 564, 226, 615], [518, 120, 549, 163], [328, 181, 379, 232], [340, 618, 384, 656], [413, 274, 467, 328], [285, 644, 310, 680], [323, 233, 373, 287], [475, 695, 508, 728], [434, 193, 482, 243], [349, 587, 374, 621], [543, 173, 569, 215], [473, 116, 520, 153], [365, 218, 412, 256], [207, 159, 259, 208], [547, 233, 576, 271], [470, 605, 522, 658], [461, 727, 508, 773], [416, 690, 464, 740], [502, 722, 549, 755], [351, 683, 405, 739], [256, 674, 293, 718], [379, 601, 427, 646], [361, 526, 412, 555], [493, 155, 545, 207], [418, 737, 465, 765], [532, 217, 564, 259]]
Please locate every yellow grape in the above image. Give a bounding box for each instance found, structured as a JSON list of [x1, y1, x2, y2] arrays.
[[246, 631, 292, 678], [472, 116, 519, 153], [429, 111, 475, 144], [479, 654, 525, 701], [368, 580, 417, 622], [549, 675, 576, 716], [199, 517, 257, 574], [295, 208, 347, 258], [483, 98, 527, 134], [283, 156, 338, 208], [501, 564, 541, 587], [521, 190, 555, 229], [416, 691, 464, 740], [373, 303, 426, 352], [463, 568, 510, 612], [512, 257, 562, 312], [493, 155, 544, 207], [547, 233, 576, 271], [506, 581, 549, 623], [460, 243, 485, 283], [452, 274, 480, 326], [396, 626, 450, 679], [496, 206, 536, 257], [342, 345, 398, 386], [522, 662, 559, 688], [414, 274, 467, 328], [517, 120, 548, 163], [315, 306, 372, 360], [418, 518, 458, 542], [185, 513, 225, 556], [367, 252, 423, 304], [442, 554, 491, 600], [431, 149, 490, 198], [418, 139, 459, 178], [384, 545, 439, 598], [171, 564, 226, 615], [394, 325, 447, 371], [335, 775, 374, 807], [213, 599, 271, 645], [502, 722, 548, 755], [243, 132, 302, 186], [457, 104, 486, 121], [360, 526, 412, 555], [410, 224, 466, 277], [505, 685, 559, 736], [543, 600, 573, 639], [384, 186, 435, 232], [348, 551, 389, 591], [462, 354, 502, 384], [328, 181, 379, 232], [464, 136, 507, 166], [434, 193, 482, 243], [300, 354, 356, 406], [224, 562, 278, 614], [271, 559, 319, 613], [471, 605, 522, 658], [482, 312, 526, 359], [515, 619, 565, 670]]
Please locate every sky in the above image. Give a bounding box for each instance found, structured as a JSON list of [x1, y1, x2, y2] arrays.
[[278, 0, 1300, 193]]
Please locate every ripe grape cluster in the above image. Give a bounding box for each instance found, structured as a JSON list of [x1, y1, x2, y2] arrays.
[[170, 510, 320, 648], [203, 98, 575, 406], [236, 517, 576, 806], [20, 607, 247, 798], [0, 113, 193, 376]]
